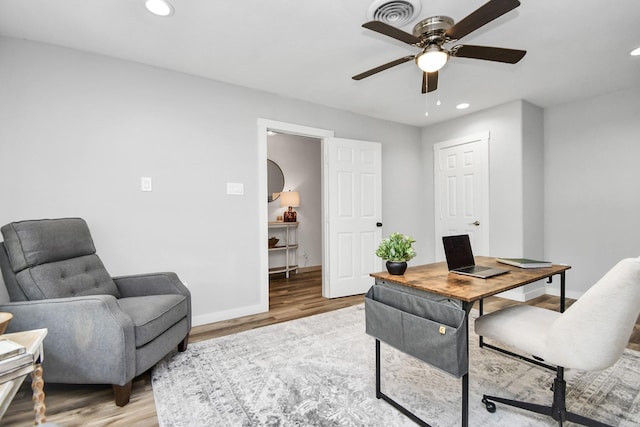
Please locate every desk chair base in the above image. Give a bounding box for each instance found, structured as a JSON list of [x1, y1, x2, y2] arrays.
[[482, 368, 612, 427]]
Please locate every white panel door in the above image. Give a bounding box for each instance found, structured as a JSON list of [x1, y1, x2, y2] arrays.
[[324, 138, 382, 298], [434, 132, 490, 261]]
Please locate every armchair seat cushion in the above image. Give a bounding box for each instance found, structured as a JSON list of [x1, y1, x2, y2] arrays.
[[117, 294, 188, 348]]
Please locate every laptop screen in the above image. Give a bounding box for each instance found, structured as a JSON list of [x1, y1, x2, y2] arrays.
[[442, 235, 476, 270]]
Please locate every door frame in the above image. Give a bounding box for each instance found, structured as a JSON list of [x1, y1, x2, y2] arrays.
[[258, 119, 334, 311], [433, 131, 490, 260]]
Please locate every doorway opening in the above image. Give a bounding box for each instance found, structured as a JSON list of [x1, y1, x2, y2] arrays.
[[257, 119, 334, 313], [267, 132, 322, 279]]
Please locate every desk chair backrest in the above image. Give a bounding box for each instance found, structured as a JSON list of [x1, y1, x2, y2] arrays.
[[545, 257, 640, 371]]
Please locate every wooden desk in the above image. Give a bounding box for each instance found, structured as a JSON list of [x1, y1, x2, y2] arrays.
[[0, 328, 48, 425], [369, 257, 571, 427], [370, 256, 571, 303]]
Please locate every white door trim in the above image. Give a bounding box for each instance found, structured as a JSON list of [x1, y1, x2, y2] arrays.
[[258, 119, 335, 312], [433, 131, 490, 260]]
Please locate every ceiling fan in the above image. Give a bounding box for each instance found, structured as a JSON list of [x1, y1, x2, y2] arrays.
[[352, 0, 526, 93]]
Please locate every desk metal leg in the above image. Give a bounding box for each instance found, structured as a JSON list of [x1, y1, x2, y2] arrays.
[[375, 339, 381, 399], [462, 302, 471, 427], [560, 271, 566, 313], [478, 298, 484, 348], [375, 339, 432, 427]]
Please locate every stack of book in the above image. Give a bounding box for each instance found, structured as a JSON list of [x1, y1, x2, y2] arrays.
[[496, 258, 552, 269], [0, 338, 33, 382]]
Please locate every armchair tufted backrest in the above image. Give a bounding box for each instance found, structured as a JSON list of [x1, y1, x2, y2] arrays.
[[0, 218, 120, 301]]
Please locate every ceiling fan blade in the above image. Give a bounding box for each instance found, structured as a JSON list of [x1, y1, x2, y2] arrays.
[[451, 45, 526, 63], [421, 71, 438, 94], [352, 56, 414, 80], [427, 71, 438, 92], [445, 0, 521, 41], [362, 21, 421, 45]]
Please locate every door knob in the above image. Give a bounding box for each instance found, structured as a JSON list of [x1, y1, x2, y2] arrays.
[[376, 222, 383, 227], [470, 221, 480, 226]]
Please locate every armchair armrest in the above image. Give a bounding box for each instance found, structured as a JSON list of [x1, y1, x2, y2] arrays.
[[113, 272, 191, 330], [113, 272, 187, 297], [0, 295, 136, 386]]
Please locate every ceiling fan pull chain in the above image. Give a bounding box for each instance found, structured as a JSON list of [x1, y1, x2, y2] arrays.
[[424, 89, 429, 117]]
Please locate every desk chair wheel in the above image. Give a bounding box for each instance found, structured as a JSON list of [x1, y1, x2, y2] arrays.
[[482, 396, 496, 413]]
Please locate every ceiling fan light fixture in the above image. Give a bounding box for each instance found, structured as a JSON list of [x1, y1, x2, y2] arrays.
[[631, 47, 640, 56], [145, 0, 174, 16], [416, 46, 449, 73]]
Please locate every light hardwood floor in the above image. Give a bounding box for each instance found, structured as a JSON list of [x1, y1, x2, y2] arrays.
[[3, 270, 639, 426]]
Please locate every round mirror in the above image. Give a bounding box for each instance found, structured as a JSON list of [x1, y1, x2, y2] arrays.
[[267, 159, 285, 202]]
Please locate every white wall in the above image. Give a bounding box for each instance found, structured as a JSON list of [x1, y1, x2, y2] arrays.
[[522, 101, 545, 260], [0, 37, 424, 325], [268, 133, 322, 268], [544, 86, 640, 296]]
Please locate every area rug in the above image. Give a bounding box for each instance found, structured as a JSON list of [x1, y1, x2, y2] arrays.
[[152, 305, 640, 426]]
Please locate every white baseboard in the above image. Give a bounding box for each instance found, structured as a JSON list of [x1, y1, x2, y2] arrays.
[[497, 285, 546, 302], [545, 285, 583, 301], [296, 265, 321, 273], [192, 302, 268, 327], [493, 282, 584, 302]]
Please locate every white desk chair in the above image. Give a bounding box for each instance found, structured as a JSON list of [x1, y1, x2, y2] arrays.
[[475, 257, 640, 427]]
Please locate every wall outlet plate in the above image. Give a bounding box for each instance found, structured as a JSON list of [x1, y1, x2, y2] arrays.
[[227, 182, 244, 195], [141, 177, 152, 192]]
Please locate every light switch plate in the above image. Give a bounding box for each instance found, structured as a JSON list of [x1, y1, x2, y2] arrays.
[[227, 182, 244, 195], [141, 177, 152, 192]]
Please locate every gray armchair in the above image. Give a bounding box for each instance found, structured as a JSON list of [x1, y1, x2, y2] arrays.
[[0, 218, 191, 406]]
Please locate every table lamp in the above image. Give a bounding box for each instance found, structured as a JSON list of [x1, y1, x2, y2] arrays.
[[280, 191, 300, 222]]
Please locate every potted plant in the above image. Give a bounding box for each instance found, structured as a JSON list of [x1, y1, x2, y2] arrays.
[[375, 232, 417, 275]]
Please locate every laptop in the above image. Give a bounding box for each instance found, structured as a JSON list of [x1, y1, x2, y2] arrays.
[[442, 234, 508, 279]]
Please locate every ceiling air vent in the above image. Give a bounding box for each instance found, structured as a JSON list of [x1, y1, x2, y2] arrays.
[[367, 0, 421, 27]]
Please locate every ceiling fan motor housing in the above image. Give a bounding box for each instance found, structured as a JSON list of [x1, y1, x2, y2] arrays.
[[412, 15, 454, 44]]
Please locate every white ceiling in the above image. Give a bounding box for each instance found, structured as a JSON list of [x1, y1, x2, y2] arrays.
[[1, 0, 639, 127]]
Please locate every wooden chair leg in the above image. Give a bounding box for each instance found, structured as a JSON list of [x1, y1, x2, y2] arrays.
[[113, 381, 132, 407], [178, 334, 189, 352]]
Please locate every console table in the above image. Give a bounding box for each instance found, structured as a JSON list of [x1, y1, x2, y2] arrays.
[[0, 328, 48, 425], [268, 222, 299, 278], [368, 257, 570, 427]]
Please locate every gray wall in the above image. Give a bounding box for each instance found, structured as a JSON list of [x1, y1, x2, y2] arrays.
[[421, 100, 532, 262], [2, 35, 637, 319], [0, 36, 424, 325], [422, 93, 640, 298], [544, 86, 640, 296]]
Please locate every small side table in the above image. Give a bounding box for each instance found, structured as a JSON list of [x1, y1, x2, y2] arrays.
[[0, 328, 48, 425]]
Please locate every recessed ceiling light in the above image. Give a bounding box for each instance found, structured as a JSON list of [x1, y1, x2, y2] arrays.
[[631, 47, 640, 56], [145, 0, 174, 16], [456, 103, 470, 110]]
